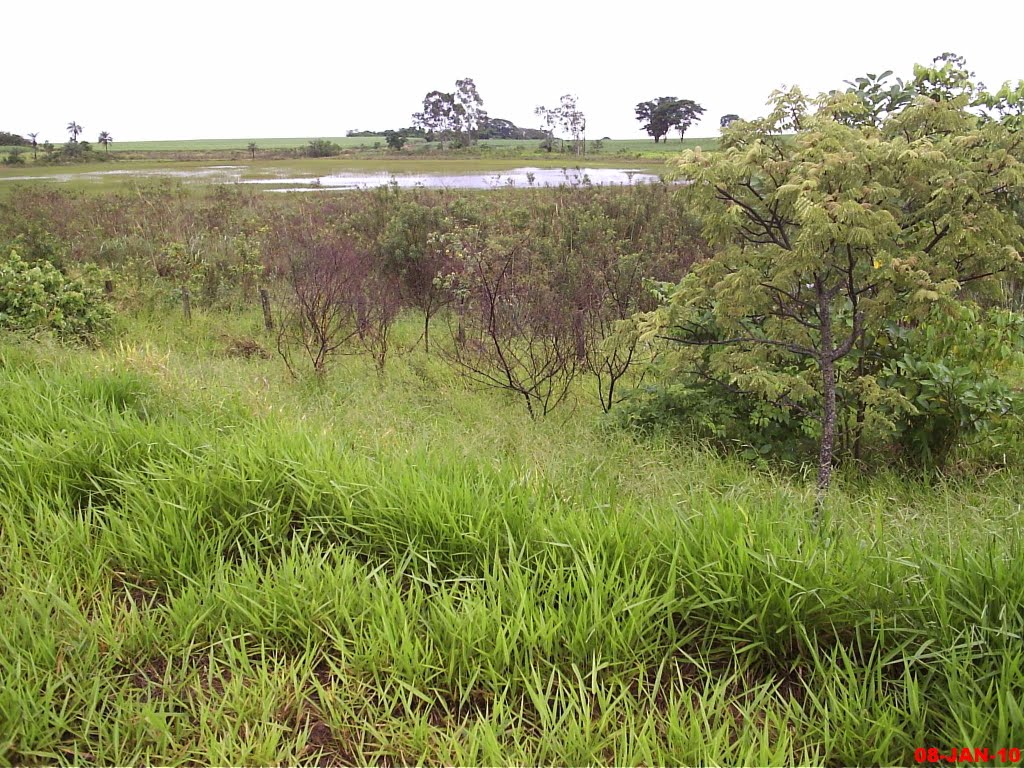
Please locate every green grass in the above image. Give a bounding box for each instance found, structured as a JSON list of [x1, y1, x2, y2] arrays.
[[108, 136, 384, 152], [1, 308, 1022, 765]]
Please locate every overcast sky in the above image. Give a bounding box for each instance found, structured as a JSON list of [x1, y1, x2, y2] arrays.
[[6, 0, 1023, 143]]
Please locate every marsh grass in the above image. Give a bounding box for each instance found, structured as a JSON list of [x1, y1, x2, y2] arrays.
[[1, 331, 1022, 765]]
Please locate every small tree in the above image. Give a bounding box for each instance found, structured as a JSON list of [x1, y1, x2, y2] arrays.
[[275, 224, 401, 377], [98, 131, 112, 153], [247, 142, 257, 159], [27, 132, 39, 160], [650, 70, 1024, 515], [719, 114, 740, 130], [383, 131, 407, 151], [66, 121, 83, 142]]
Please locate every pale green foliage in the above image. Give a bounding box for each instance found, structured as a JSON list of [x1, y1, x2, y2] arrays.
[[0, 249, 111, 340], [647, 64, 1024, 471]]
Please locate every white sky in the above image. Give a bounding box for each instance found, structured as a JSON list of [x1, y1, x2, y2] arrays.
[[5, 0, 1023, 143]]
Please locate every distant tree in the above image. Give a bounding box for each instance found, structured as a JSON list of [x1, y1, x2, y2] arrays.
[[66, 121, 83, 142], [98, 131, 112, 153], [673, 99, 705, 140], [719, 114, 740, 129], [0, 132, 28, 146], [412, 78, 487, 148], [383, 130, 407, 151], [635, 97, 681, 143], [558, 94, 586, 156], [535, 95, 587, 155], [27, 132, 38, 160], [635, 97, 705, 142], [477, 118, 547, 140], [413, 91, 463, 149], [247, 141, 257, 159], [535, 105, 559, 151], [454, 77, 487, 144]]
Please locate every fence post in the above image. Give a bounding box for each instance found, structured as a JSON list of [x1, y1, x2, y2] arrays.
[[259, 287, 273, 331], [182, 286, 192, 324]]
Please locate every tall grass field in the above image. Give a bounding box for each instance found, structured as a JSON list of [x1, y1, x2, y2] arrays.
[[1, 313, 1022, 765]]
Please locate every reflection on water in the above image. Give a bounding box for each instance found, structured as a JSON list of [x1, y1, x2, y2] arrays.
[[0, 165, 663, 190], [246, 167, 660, 191]]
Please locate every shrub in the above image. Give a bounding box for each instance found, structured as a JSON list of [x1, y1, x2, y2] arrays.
[[305, 139, 342, 158], [0, 250, 111, 340], [881, 305, 1023, 469], [3, 148, 26, 165]]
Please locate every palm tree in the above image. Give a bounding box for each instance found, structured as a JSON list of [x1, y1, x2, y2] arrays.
[[27, 132, 39, 160], [98, 131, 112, 153], [66, 121, 83, 142], [247, 142, 257, 160]]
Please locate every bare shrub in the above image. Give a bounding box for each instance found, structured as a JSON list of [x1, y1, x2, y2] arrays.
[[274, 225, 399, 378], [444, 228, 581, 418]]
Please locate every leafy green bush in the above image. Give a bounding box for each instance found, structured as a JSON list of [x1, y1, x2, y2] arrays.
[[0, 250, 111, 340], [2, 148, 26, 165], [881, 305, 1023, 469], [305, 138, 342, 158]]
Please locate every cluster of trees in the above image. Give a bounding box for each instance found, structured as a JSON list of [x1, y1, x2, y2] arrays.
[[347, 78, 752, 152], [2, 122, 113, 165], [403, 80, 586, 152]]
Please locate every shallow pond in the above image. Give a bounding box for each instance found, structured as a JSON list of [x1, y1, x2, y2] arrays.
[[0, 166, 663, 190], [246, 167, 661, 191]]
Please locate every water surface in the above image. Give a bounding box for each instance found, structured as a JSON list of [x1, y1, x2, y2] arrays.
[[0, 165, 662, 190]]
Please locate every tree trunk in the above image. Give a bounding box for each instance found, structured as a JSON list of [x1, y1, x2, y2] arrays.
[[814, 280, 836, 527], [816, 352, 837, 525]]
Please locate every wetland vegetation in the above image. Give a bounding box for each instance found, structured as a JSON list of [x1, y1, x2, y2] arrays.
[[2, 54, 1024, 765]]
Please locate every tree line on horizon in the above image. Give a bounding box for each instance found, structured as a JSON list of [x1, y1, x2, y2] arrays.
[[2, 122, 112, 166]]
